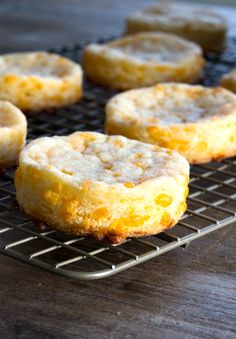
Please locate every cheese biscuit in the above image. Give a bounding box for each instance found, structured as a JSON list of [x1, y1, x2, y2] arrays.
[[106, 83, 236, 164], [0, 52, 82, 112], [125, 2, 227, 53], [0, 101, 27, 168], [15, 132, 189, 243], [83, 33, 204, 90]]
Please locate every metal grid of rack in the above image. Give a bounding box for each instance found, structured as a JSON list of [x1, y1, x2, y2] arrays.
[[0, 37, 236, 280]]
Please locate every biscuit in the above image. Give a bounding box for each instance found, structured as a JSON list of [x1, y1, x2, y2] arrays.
[[15, 132, 189, 243], [221, 69, 236, 93], [82, 32, 204, 90], [105, 83, 236, 164], [0, 100, 27, 168], [0, 52, 83, 112], [125, 2, 227, 53]]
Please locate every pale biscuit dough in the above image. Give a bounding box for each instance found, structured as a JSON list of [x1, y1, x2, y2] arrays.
[[105, 83, 236, 164], [0, 52, 83, 112], [0, 100, 27, 168], [221, 69, 236, 93], [125, 2, 227, 53], [83, 32, 204, 90], [15, 132, 189, 243]]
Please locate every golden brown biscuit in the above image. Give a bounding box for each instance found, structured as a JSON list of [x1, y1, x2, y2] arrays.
[[106, 83, 236, 164], [0, 100, 27, 168], [221, 69, 236, 93], [125, 2, 227, 53], [15, 132, 189, 243], [83, 32, 204, 90], [0, 52, 82, 112]]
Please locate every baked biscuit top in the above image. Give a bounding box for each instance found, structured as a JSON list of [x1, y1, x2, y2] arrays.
[[0, 52, 82, 79], [20, 132, 189, 185], [107, 84, 236, 126], [86, 33, 202, 65], [128, 2, 226, 30]]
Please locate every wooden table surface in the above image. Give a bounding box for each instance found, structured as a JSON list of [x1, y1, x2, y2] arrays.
[[0, 1, 236, 338]]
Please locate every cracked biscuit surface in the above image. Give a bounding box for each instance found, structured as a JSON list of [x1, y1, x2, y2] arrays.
[[0, 100, 27, 169], [82, 32, 204, 90], [0, 52, 82, 112], [15, 132, 189, 243], [125, 2, 227, 53], [106, 83, 236, 164]]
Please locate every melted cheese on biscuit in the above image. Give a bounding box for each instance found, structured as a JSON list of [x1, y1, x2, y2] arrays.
[[22, 132, 189, 185], [130, 2, 225, 30], [0, 52, 77, 79], [88, 33, 201, 65], [109, 84, 236, 126]]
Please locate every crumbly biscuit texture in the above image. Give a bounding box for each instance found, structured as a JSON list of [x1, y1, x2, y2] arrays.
[[0, 100, 27, 168], [106, 83, 236, 164], [221, 69, 236, 93], [83, 32, 204, 90], [125, 2, 227, 53], [0, 52, 82, 112], [15, 132, 189, 243]]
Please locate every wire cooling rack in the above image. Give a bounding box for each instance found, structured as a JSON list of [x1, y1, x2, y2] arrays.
[[0, 37, 236, 280]]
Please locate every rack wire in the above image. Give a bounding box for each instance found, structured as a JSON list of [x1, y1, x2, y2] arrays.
[[0, 37, 236, 280]]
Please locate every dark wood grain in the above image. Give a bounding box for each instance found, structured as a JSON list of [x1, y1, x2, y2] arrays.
[[0, 1, 236, 338], [0, 224, 235, 339]]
